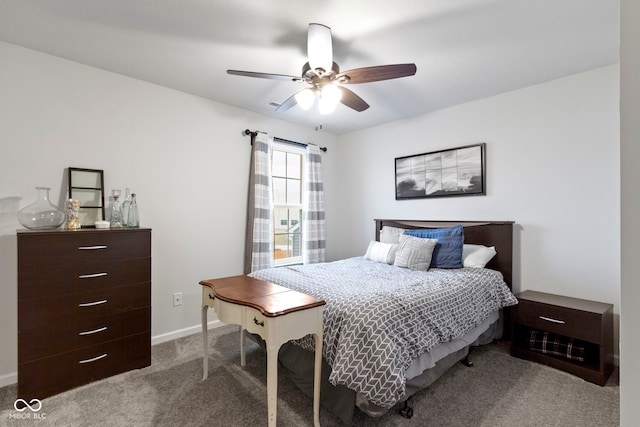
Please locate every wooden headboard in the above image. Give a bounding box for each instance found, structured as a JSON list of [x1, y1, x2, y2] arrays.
[[374, 219, 514, 290]]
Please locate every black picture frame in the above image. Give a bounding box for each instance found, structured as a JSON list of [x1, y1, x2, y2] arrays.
[[68, 167, 105, 227], [395, 143, 486, 200]]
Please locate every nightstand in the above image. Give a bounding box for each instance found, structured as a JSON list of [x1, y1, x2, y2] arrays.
[[510, 290, 614, 386]]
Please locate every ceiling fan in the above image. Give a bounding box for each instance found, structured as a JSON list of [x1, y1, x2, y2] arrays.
[[227, 23, 417, 115]]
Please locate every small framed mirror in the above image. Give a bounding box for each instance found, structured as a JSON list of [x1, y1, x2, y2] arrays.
[[68, 167, 105, 227]]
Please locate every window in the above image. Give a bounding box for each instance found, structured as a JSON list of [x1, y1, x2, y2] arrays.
[[271, 143, 304, 265]]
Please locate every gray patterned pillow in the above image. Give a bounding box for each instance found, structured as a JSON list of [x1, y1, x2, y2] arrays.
[[394, 234, 438, 271], [380, 226, 406, 244]]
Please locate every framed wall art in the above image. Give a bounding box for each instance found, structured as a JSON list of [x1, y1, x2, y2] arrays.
[[395, 143, 486, 200], [68, 167, 105, 227]]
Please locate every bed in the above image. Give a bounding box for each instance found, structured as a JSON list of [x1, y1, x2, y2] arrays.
[[248, 219, 518, 423]]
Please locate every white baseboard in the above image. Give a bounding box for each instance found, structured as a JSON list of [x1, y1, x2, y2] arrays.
[[0, 320, 226, 388], [0, 372, 17, 388], [151, 319, 224, 345]]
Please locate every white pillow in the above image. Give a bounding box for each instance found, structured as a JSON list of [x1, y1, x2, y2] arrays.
[[394, 234, 438, 271], [462, 244, 497, 268], [364, 241, 398, 264], [379, 226, 406, 244]]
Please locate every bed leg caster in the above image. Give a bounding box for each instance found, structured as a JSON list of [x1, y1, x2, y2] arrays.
[[399, 399, 414, 419], [461, 347, 474, 367], [461, 355, 474, 367]]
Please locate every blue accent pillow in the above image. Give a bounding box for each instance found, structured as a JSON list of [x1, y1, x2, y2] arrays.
[[404, 225, 464, 268]]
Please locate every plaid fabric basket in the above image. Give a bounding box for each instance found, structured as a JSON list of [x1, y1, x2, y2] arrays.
[[528, 329, 585, 362]]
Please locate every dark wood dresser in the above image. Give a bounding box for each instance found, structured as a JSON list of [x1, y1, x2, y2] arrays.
[[17, 228, 151, 400], [511, 290, 613, 386]]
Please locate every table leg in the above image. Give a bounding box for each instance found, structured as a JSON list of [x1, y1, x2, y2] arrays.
[[201, 305, 208, 381], [239, 326, 246, 367], [313, 332, 323, 427], [266, 342, 278, 427]]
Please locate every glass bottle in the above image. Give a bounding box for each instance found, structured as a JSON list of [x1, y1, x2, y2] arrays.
[[122, 188, 132, 226], [109, 189, 123, 229], [126, 193, 139, 228], [17, 187, 65, 230]]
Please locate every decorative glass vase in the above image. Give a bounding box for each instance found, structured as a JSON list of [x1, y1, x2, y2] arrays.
[[122, 188, 132, 226], [18, 187, 65, 230], [109, 189, 123, 229], [125, 193, 139, 228], [65, 199, 81, 231]]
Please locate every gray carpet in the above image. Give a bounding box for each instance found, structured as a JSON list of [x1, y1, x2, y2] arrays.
[[0, 324, 619, 426]]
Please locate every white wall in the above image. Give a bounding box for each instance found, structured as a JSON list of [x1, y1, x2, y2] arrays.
[[620, 0, 640, 424], [332, 65, 620, 346], [0, 41, 340, 385]]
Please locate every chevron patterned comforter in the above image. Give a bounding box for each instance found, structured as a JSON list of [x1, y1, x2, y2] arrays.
[[250, 257, 517, 408]]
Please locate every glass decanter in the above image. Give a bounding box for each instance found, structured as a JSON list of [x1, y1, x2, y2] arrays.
[[109, 189, 123, 229], [17, 187, 65, 230], [125, 193, 139, 228], [122, 188, 132, 226]]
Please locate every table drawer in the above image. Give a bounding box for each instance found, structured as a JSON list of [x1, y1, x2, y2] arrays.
[[19, 257, 151, 298], [18, 332, 150, 400], [19, 282, 150, 331], [514, 300, 601, 344], [213, 298, 243, 325], [18, 229, 150, 266], [244, 307, 269, 336], [19, 307, 150, 362]]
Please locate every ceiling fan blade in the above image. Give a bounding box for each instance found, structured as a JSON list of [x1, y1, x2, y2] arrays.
[[307, 23, 333, 72], [227, 69, 301, 82], [337, 63, 417, 84], [275, 92, 299, 112], [338, 86, 369, 112]]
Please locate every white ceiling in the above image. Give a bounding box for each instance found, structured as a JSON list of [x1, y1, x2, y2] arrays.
[[0, 0, 619, 135]]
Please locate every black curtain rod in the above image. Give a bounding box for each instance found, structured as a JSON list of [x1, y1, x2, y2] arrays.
[[244, 129, 327, 152]]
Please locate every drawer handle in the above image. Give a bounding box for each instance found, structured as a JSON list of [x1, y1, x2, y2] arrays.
[[253, 317, 264, 327], [79, 326, 108, 336], [79, 299, 107, 307], [208, 294, 215, 300], [79, 353, 107, 364], [78, 272, 108, 279], [539, 315, 566, 324], [78, 245, 107, 250]]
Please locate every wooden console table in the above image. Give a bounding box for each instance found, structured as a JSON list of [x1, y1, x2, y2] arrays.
[[200, 275, 326, 427]]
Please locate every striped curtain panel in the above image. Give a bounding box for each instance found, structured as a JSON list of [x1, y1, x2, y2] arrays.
[[303, 144, 326, 264], [244, 133, 274, 274]]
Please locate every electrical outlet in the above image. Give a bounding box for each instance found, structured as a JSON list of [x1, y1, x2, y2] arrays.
[[173, 292, 183, 307]]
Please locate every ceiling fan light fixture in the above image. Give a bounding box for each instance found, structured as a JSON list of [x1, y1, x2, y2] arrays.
[[307, 23, 333, 72], [318, 85, 342, 115], [227, 23, 416, 116], [295, 88, 315, 110], [318, 97, 336, 115], [321, 84, 342, 104]]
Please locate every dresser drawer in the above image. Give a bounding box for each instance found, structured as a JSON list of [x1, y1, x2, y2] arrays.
[[19, 307, 150, 362], [514, 299, 602, 344], [19, 282, 150, 331], [19, 257, 151, 299], [18, 332, 151, 400], [18, 229, 150, 266]]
